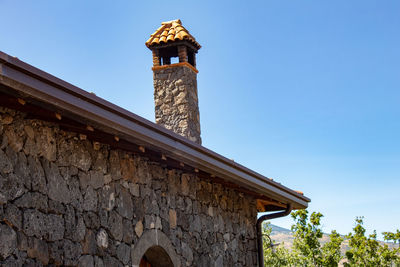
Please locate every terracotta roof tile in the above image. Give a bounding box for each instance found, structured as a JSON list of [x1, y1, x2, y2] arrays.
[[146, 19, 201, 50]]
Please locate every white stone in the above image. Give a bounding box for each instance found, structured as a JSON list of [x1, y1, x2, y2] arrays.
[[96, 229, 108, 248], [208, 206, 214, 217]]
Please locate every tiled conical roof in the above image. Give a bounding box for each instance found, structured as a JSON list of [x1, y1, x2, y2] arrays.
[[146, 19, 201, 50]]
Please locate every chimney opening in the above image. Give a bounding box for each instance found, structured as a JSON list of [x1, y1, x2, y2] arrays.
[[151, 44, 196, 67], [187, 51, 195, 67], [170, 57, 179, 64]]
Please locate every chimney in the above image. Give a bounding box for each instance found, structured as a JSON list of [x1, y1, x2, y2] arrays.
[[146, 19, 202, 144]]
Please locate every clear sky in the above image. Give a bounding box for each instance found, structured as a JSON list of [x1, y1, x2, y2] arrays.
[[1, 0, 399, 239]]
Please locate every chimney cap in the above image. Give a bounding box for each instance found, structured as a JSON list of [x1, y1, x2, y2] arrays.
[[146, 19, 201, 50]]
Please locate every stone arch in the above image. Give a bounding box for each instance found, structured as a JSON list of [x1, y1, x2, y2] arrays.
[[131, 229, 181, 267]]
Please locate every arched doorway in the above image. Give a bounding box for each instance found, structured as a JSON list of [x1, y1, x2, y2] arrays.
[[140, 256, 152, 267], [139, 246, 174, 267], [131, 229, 181, 267]]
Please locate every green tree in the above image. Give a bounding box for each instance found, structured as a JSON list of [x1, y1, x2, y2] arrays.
[[291, 210, 343, 267], [345, 217, 400, 267], [321, 230, 343, 267], [381, 229, 400, 266], [262, 211, 399, 266]]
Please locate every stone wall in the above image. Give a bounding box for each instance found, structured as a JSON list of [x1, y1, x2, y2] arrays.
[[0, 107, 258, 266], [153, 65, 202, 145]]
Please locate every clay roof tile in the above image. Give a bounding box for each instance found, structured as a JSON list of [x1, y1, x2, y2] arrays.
[[145, 19, 201, 49], [166, 34, 175, 42]]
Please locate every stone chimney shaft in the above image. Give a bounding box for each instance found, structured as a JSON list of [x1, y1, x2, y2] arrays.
[[146, 20, 202, 144]]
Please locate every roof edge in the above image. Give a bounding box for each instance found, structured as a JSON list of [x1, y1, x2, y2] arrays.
[[0, 51, 310, 208]]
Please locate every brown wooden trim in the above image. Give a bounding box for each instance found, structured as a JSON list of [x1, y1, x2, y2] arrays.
[[256, 199, 287, 212]]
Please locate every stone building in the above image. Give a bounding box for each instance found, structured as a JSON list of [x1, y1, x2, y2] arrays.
[[0, 20, 309, 267]]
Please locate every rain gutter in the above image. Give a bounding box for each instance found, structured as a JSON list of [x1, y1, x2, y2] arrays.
[[0, 51, 309, 209], [256, 204, 293, 267]]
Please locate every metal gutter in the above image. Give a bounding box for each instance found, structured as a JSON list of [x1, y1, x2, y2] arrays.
[[256, 204, 293, 267], [0, 51, 310, 209]]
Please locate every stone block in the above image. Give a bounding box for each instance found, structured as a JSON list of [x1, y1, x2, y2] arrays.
[[15, 152, 29, 186], [108, 211, 123, 241], [181, 241, 193, 264], [169, 209, 177, 229], [48, 199, 65, 214], [68, 176, 84, 210], [177, 210, 189, 229], [190, 215, 201, 233], [135, 221, 143, 238], [58, 139, 91, 171], [0, 148, 13, 175], [0, 223, 17, 259], [78, 171, 90, 190], [16, 231, 28, 251], [27, 156, 46, 194], [129, 183, 140, 197], [35, 127, 56, 162], [99, 209, 109, 228], [116, 188, 133, 219], [23, 209, 47, 238], [15, 192, 48, 212], [83, 211, 100, 230], [109, 150, 121, 180], [64, 240, 82, 266], [181, 174, 190, 196], [116, 243, 130, 265], [46, 214, 64, 241], [5, 128, 24, 152], [82, 186, 98, 211], [104, 255, 123, 267], [78, 255, 94, 267], [93, 148, 108, 174], [122, 219, 134, 244], [0, 172, 25, 203], [82, 230, 97, 255], [120, 157, 136, 181], [94, 256, 105, 267], [27, 237, 49, 265], [49, 240, 64, 265], [144, 214, 155, 229], [4, 203, 22, 230], [89, 170, 105, 189], [41, 159, 71, 204]]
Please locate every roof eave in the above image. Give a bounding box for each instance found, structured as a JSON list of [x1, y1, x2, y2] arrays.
[[0, 51, 309, 209]]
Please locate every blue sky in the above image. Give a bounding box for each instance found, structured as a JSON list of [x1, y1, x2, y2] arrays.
[[1, 0, 399, 238]]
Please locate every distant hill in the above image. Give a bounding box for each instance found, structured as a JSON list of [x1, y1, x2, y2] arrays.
[[270, 224, 292, 234]]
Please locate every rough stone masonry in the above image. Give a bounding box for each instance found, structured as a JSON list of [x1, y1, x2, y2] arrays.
[[153, 65, 202, 145], [0, 107, 258, 266]]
